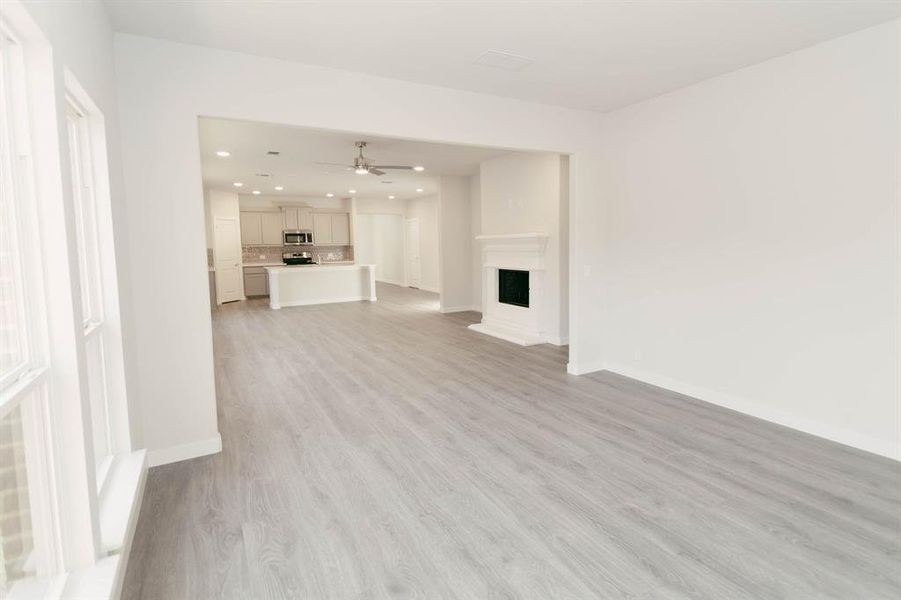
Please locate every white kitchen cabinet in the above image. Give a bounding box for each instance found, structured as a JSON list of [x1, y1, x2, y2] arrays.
[[283, 206, 298, 230], [298, 207, 313, 230], [313, 212, 351, 246], [240, 212, 262, 245], [331, 213, 350, 245], [282, 206, 314, 231], [241, 211, 283, 246], [313, 213, 333, 244], [243, 266, 269, 296], [261, 212, 284, 245]]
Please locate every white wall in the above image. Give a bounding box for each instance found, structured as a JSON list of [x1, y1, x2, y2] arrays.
[[355, 197, 406, 216], [113, 33, 602, 459], [438, 175, 473, 311], [480, 153, 568, 344], [469, 174, 482, 311], [354, 214, 405, 285], [595, 20, 901, 459], [405, 195, 440, 292], [238, 193, 349, 212], [111, 23, 899, 461]]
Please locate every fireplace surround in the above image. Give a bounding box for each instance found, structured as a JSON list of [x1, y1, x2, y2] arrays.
[[468, 232, 549, 346]]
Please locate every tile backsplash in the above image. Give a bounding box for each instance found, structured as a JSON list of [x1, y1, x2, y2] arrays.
[[241, 245, 354, 264]]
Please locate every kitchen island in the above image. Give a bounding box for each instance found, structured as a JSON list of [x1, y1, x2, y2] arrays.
[[264, 263, 376, 309]]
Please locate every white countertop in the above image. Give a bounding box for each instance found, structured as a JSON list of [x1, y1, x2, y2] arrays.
[[265, 263, 372, 273]]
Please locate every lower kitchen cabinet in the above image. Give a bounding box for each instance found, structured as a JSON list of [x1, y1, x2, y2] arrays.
[[243, 266, 269, 296]]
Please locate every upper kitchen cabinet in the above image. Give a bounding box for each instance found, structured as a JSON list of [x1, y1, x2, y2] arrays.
[[241, 211, 284, 246], [331, 213, 350, 245], [261, 212, 284, 245], [312, 212, 351, 246], [283, 206, 313, 230], [312, 213, 333, 244], [240, 212, 263, 245]]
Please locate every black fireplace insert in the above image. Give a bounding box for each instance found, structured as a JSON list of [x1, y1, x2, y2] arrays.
[[498, 269, 529, 308]]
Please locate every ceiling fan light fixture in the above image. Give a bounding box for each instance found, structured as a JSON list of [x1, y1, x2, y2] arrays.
[[355, 167, 369, 175]]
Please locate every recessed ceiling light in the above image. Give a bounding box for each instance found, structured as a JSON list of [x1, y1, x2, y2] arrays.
[[274, 186, 284, 191], [348, 189, 357, 194], [251, 190, 261, 195], [326, 193, 334, 197], [413, 166, 425, 172], [216, 150, 230, 157], [388, 195, 395, 200], [416, 188, 424, 193], [233, 182, 243, 187]]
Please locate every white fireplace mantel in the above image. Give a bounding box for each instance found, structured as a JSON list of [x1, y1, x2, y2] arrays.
[[469, 232, 550, 346]]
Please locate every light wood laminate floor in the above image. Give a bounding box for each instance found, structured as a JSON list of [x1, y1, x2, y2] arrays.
[[123, 283, 901, 599]]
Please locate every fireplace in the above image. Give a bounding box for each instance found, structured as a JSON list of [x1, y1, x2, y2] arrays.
[[469, 233, 549, 346], [498, 269, 529, 307]]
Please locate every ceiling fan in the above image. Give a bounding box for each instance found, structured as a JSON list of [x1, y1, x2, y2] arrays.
[[316, 141, 423, 176]]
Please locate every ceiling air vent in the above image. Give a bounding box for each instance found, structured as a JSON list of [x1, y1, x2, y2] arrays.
[[473, 50, 534, 71], [255, 173, 271, 177], [267, 150, 280, 156]]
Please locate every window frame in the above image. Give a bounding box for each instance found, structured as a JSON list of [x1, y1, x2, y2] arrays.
[[0, 21, 64, 583]]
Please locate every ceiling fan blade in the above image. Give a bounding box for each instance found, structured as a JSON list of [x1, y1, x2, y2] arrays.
[[314, 162, 353, 168], [371, 165, 414, 170], [369, 168, 385, 176]]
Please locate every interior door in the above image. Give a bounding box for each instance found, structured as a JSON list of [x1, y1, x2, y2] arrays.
[[405, 218, 421, 289], [214, 217, 243, 303]]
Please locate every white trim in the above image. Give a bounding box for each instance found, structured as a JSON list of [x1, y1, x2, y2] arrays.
[[110, 451, 147, 599], [416, 285, 440, 294], [604, 363, 901, 462], [475, 232, 550, 241], [376, 277, 405, 287], [468, 322, 544, 346], [440, 305, 477, 314], [98, 450, 146, 553], [147, 433, 222, 467], [546, 335, 569, 346], [566, 359, 605, 375]]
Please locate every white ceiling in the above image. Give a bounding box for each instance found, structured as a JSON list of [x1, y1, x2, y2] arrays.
[[198, 118, 511, 199], [106, 1, 901, 112]]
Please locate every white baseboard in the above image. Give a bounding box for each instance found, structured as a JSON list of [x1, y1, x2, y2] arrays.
[[566, 359, 605, 375], [416, 285, 440, 294], [147, 434, 222, 467], [604, 363, 900, 462], [468, 322, 545, 346], [441, 305, 478, 314], [377, 278, 404, 287], [547, 335, 569, 346]]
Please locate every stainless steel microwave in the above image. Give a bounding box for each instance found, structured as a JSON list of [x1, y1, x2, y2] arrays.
[[283, 230, 314, 245]]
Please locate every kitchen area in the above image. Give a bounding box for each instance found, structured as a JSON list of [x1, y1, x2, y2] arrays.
[[206, 191, 376, 309]]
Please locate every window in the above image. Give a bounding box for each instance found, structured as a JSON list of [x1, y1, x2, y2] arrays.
[[0, 8, 138, 597], [65, 100, 113, 486], [0, 25, 61, 593]]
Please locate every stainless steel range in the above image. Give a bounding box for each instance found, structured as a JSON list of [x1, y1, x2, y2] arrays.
[[282, 251, 314, 265]]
